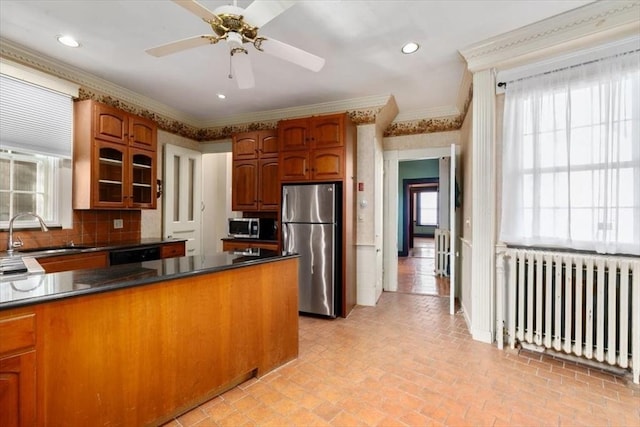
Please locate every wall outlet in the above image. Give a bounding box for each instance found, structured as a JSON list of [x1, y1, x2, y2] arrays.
[[113, 219, 123, 229]]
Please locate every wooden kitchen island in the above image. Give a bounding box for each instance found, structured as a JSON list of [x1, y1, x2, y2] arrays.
[[0, 251, 299, 426]]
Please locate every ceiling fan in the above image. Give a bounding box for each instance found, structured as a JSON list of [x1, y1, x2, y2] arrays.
[[146, 0, 325, 89]]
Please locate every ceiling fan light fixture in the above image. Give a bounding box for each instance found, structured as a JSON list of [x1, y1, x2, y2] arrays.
[[401, 42, 419, 54], [57, 35, 80, 48], [217, 93, 226, 99]]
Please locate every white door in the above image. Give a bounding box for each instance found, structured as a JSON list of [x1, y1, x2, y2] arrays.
[[163, 144, 202, 256], [449, 144, 458, 315]]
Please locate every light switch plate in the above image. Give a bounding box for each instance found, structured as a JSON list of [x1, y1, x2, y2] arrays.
[[113, 219, 123, 229]]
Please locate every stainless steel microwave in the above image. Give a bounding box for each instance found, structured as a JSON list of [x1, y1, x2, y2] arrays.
[[228, 218, 260, 239], [227, 218, 277, 240]]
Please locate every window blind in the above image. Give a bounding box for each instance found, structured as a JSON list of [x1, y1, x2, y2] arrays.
[[0, 73, 73, 158]]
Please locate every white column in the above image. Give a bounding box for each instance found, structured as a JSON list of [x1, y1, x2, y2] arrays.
[[470, 68, 497, 343], [356, 123, 378, 306]]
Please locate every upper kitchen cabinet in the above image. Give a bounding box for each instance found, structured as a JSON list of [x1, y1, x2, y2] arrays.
[[232, 130, 278, 160], [92, 102, 157, 151], [232, 130, 279, 211], [278, 113, 355, 182], [73, 100, 157, 210]]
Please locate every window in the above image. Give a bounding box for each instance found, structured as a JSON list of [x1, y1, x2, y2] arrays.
[[501, 50, 640, 255], [417, 190, 438, 226], [0, 150, 64, 227], [0, 69, 76, 230]]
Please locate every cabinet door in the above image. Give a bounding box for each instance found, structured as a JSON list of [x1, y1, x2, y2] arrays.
[[129, 116, 157, 151], [312, 147, 344, 180], [258, 158, 279, 211], [310, 114, 344, 149], [0, 351, 36, 427], [259, 131, 279, 159], [93, 103, 128, 145], [233, 132, 259, 160], [93, 141, 127, 208], [160, 241, 186, 259], [130, 149, 157, 209], [232, 160, 258, 211], [222, 240, 279, 251], [38, 251, 109, 273], [279, 151, 310, 182], [278, 118, 309, 151]]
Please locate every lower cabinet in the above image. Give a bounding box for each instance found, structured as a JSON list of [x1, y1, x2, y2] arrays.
[[36, 242, 185, 274], [0, 314, 36, 427], [222, 240, 279, 252], [37, 251, 109, 273], [0, 257, 298, 426], [160, 241, 186, 259]]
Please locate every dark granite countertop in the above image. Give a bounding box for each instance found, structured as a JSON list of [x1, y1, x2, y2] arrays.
[[221, 237, 279, 244], [0, 250, 297, 310], [0, 238, 187, 260]]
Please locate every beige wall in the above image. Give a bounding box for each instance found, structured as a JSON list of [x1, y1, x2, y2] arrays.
[[383, 130, 460, 151]]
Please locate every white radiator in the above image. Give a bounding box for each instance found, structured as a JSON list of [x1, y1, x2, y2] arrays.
[[498, 248, 639, 384], [435, 228, 450, 276]]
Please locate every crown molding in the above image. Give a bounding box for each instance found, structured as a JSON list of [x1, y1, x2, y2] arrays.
[[393, 105, 460, 123], [200, 94, 392, 127], [0, 37, 461, 139], [459, 0, 640, 72], [0, 38, 201, 127]]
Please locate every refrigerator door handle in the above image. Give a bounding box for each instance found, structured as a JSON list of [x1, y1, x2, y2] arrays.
[[282, 222, 289, 252], [282, 187, 288, 221]]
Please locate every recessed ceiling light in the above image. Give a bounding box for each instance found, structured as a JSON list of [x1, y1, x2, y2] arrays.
[[217, 93, 226, 99], [57, 35, 80, 48], [401, 42, 419, 54]]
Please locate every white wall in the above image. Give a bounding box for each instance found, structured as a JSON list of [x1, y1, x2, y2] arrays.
[[356, 124, 385, 306], [202, 152, 236, 255]]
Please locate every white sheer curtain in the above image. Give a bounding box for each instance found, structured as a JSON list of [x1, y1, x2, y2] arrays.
[[501, 50, 640, 256]]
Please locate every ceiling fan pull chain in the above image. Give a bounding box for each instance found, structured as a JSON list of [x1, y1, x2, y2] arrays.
[[228, 54, 233, 80]]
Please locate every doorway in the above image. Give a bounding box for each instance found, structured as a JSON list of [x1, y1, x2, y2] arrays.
[[401, 177, 439, 256], [383, 145, 457, 302]]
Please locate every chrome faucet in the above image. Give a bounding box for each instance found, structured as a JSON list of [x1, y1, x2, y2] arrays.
[[6, 212, 49, 254]]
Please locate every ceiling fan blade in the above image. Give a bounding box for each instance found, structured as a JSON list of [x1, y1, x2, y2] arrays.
[[146, 35, 213, 57], [260, 38, 325, 72], [171, 0, 220, 23], [243, 0, 296, 28]]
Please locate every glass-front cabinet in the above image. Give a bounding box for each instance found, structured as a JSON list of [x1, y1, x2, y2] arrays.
[[130, 150, 154, 207], [74, 100, 157, 210], [97, 144, 124, 205], [91, 141, 156, 209]]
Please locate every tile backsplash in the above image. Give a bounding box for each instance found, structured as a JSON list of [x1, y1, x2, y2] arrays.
[[0, 210, 141, 251]]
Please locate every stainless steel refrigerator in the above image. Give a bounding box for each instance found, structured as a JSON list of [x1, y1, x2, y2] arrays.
[[281, 183, 341, 317]]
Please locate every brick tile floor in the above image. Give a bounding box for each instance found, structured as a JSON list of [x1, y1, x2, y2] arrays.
[[397, 238, 449, 296], [163, 293, 640, 426]]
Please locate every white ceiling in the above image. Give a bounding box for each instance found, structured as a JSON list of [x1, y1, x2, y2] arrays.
[[0, 0, 593, 126]]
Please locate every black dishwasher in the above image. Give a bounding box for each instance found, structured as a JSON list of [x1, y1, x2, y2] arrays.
[[109, 246, 161, 266]]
